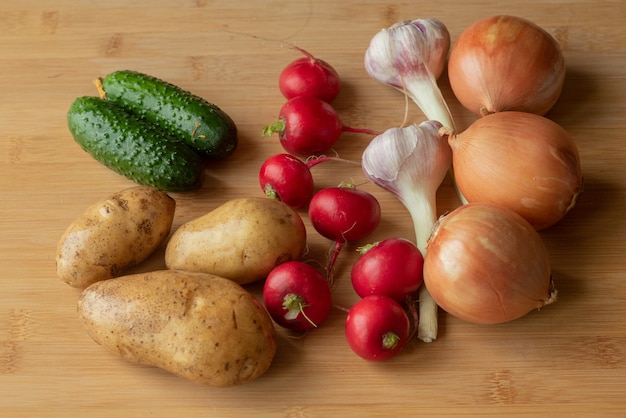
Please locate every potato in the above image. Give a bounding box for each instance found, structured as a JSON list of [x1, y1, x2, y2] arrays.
[[165, 197, 306, 284], [56, 186, 175, 288], [77, 269, 277, 387]]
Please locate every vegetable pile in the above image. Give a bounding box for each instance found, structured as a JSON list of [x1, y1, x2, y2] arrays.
[[260, 15, 581, 359], [67, 70, 238, 191], [57, 14, 584, 386], [359, 15, 581, 345], [262, 48, 378, 157]]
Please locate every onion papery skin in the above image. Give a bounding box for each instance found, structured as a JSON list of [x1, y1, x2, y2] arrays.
[[448, 15, 566, 116], [448, 111, 582, 230], [424, 202, 556, 325]]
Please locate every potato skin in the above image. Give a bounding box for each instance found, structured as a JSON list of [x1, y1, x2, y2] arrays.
[[77, 270, 277, 387], [56, 186, 175, 288], [165, 197, 306, 284]]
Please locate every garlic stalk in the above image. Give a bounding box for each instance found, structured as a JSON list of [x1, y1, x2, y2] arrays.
[[362, 121, 452, 342], [364, 18, 456, 133]]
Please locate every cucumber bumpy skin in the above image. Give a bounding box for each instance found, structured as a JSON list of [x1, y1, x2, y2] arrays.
[[98, 70, 238, 160], [67, 96, 203, 192]]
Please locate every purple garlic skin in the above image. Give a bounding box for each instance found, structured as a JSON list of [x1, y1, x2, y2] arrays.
[[364, 18, 451, 89]]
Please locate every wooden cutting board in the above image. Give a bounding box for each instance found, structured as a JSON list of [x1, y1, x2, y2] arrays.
[[2, 1, 625, 416]]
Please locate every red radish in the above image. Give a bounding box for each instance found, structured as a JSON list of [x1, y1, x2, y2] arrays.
[[263, 261, 332, 331], [351, 238, 424, 303], [259, 154, 314, 209], [262, 96, 379, 157], [279, 55, 341, 103], [263, 96, 343, 156], [308, 184, 381, 281], [259, 154, 362, 209], [345, 295, 410, 361]]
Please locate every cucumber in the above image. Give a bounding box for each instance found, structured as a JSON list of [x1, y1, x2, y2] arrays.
[[67, 96, 203, 192], [97, 70, 238, 160]]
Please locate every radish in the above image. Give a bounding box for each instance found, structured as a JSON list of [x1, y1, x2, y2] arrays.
[[262, 96, 379, 157], [351, 238, 424, 303], [262, 261, 332, 331], [279, 53, 341, 103], [259, 154, 362, 209], [308, 183, 381, 282], [263, 96, 343, 156], [259, 154, 314, 209], [345, 295, 410, 361]]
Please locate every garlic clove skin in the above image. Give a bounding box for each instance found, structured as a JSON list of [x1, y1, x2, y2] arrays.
[[361, 120, 452, 255], [364, 19, 456, 132], [362, 120, 451, 209], [364, 19, 450, 89]]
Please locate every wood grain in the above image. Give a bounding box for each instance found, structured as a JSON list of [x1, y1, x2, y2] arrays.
[[2, 0, 626, 416]]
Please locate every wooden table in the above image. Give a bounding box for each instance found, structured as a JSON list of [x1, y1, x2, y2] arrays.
[[2, 1, 625, 416]]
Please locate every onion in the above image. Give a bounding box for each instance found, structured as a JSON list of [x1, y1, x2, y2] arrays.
[[424, 202, 557, 325], [447, 111, 583, 230], [448, 15, 566, 116]]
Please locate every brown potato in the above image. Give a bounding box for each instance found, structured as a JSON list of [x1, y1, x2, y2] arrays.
[[165, 197, 306, 284], [56, 186, 175, 288], [77, 270, 277, 387]]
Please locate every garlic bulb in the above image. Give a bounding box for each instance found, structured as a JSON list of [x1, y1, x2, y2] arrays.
[[362, 120, 452, 342], [364, 19, 456, 132]]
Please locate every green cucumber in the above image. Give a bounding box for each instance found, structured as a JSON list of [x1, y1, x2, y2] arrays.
[[97, 70, 238, 160], [67, 96, 203, 191]]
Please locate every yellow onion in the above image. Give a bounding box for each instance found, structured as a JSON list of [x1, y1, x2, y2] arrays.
[[447, 111, 582, 230], [424, 202, 557, 325], [448, 15, 565, 116]]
